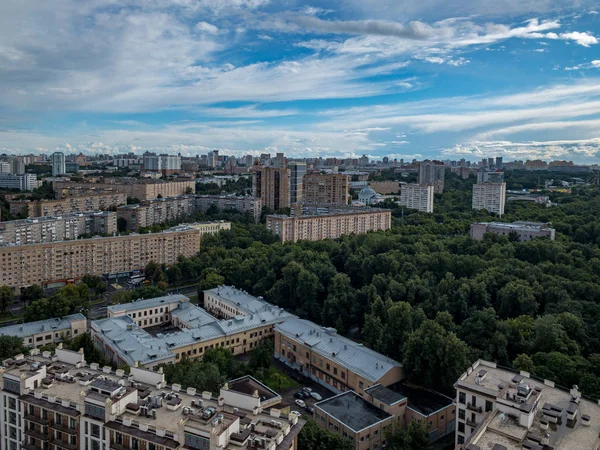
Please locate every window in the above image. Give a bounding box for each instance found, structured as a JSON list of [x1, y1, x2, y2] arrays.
[[359, 381, 364, 389], [458, 392, 466, 404], [486, 400, 493, 412], [457, 435, 464, 445], [458, 409, 465, 420], [326, 363, 330, 371], [458, 422, 465, 433], [471, 395, 476, 406]]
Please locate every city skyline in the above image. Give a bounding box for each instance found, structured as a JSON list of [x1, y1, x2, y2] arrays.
[[1, 1, 599, 163]]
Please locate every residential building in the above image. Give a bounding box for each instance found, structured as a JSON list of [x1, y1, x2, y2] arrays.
[[314, 391, 394, 450], [266, 208, 391, 243], [0, 313, 86, 348], [302, 173, 349, 205], [495, 156, 503, 169], [369, 181, 401, 195], [471, 221, 555, 241], [0, 211, 117, 245], [477, 170, 504, 183], [455, 359, 600, 449], [525, 160, 548, 171], [418, 161, 445, 193], [0, 225, 202, 290], [194, 195, 261, 222], [92, 290, 294, 368], [0, 162, 10, 173], [288, 162, 307, 204], [274, 317, 403, 395], [0, 173, 38, 191], [184, 221, 231, 239], [399, 184, 434, 213], [10, 156, 26, 174], [252, 161, 290, 210], [472, 182, 507, 216], [0, 347, 304, 450], [143, 152, 182, 175], [51, 151, 66, 176], [52, 179, 196, 201], [9, 192, 127, 218]]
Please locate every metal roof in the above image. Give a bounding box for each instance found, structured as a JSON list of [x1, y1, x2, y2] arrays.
[[275, 318, 402, 383], [204, 286, 273, 314], [0, 314, 85, 339], [107, 294, 188, 313]]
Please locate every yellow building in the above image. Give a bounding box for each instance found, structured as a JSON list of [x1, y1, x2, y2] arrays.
[[302, 173, 350, 205]]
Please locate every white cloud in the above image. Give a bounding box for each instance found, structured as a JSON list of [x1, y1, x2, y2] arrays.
[[195, 21, 220, 34], [557, 31, 598, 46]]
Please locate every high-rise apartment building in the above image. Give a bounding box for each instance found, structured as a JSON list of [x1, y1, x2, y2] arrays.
[[495, 156, 503, 169], [477, 169, 504, 183], [9, 192, 127, 218], [252, 161, 290, 210], [472, 182, 506, 216], [0, 225, 205, 290], [51, 152, 66, 176], [143, 152, 182, 174], [302, 173, 349, 205], [288, 162, 306, 204], [0, 162, 10, 173], [0, 173, 38, 191], [399, 184, 434, 213], [0, 347, 304, 450], [418, 161, 445, 194]]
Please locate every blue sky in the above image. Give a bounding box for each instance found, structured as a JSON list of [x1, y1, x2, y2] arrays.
[[1, 0, 599, 162]]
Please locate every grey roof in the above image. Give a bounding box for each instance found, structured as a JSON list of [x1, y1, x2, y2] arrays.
[[364, 384, 406, 406], [107, 294, 188, 314], [170, 301, 218, 327], [275, 318, 401, 383], [315, 391, 392, 432], [204, 286, 273, 314], [0, 314, 85, 338]]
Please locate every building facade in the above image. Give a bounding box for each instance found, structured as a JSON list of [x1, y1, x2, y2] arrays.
[[252, 162, 290, 210], [0, 211, 116, 245], [266, 208, 391, 243], [10, 192, 127, 218], [0, 313, 86, 348], [470, 221, 556, 241], [0, 347, 303, 450], [53, 179, 196, 201], [418, 161, 445, 194], [399, 184, 434, 213], [143, 152, 182, 175], [0, 173, 38, 191], [288, 162, 306, 204], [194, 195, 261, 222], [302, 173, 349, 205], [472, 182, 507, 216], [455, 359, 600, 449], [0, 226, 202, 289], [51, 152, 66, 177]]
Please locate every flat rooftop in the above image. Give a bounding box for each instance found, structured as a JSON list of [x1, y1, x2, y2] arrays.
[[107, 294, 188, 314], [390, 381, 454, 416], [228, 376, 280, 402], [459, 360, 600, 450], [0, 314, 85, 338], [364, 384, 406, 406], [315, 391, 392, 433]]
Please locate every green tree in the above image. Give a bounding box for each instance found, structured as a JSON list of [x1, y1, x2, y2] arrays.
[[0, 335, 27, 359], [387, 419, 432, 450], [21, 284, 45, 304], [403, 320, 470, 394], [497, 280, 538, 319], [513, 354, 535, 373], [0, 285, 14, 313], [248, 340, 273, 373], [298, 420, 353, 450], [199, 270, 224, 291]]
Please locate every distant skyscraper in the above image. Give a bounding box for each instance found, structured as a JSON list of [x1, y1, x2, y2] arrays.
[[472, 182, 506, 216], [252, 161, 290, 210], [495, 156, 503, 170], [400, 184, 434, 213], [418, 161, 445, 194], [487, 157, 494, 168], [288, 162, 306, 204], [51, 152, 66, 176]]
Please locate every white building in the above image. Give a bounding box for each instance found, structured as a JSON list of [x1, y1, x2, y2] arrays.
[[143, 152, 182, 174], [358, 186, 378, 205], [477, 170, 504, 183], [0, 313, 86, 348], [0, 173, 38, 191], [51, 152, 66, 176], [472, 182, 506, 216], [0, 162, 10, 173], [399, 184, 434, 213], [418, 161, 445, 193]]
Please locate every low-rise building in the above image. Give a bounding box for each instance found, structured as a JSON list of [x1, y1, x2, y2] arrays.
[[274, 317, 403, 396], [455, 359, 600, 449], [472, 182, 506, 216], [266, 208, 391, 243], [314, 391, 394, 450], [0, 173, 38, 191], [9, 192, 127, 218], [0, 347, 304, 450], [0, 313, 86, 348], [0, 211, 117, 245], [399, 184, 434, 213], [204, 285, 272, 319], [0, 225, 202, 290], [470, 221, 555, 241]]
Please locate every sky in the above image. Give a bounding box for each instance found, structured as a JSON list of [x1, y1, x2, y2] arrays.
[[0, 1, 599, 163]]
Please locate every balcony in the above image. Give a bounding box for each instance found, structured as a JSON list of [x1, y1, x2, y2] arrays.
[[53, 438, 77, 450], [24, 413, 49, 426], [49, 421, 77, 435], [22, 443, 37, 450], [24, 428, 48, 441], [110, 442, 129, 450], [466, 403, 482, 413], [466, 418, 478, 428]]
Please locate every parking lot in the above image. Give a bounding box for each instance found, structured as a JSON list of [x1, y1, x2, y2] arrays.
[[273, 358, 334, 416]]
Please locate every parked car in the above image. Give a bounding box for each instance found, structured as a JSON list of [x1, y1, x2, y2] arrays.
[[295, 399, 306, 408], [294, 391, 306, 399], [302, 387, 313, 393], [310, 392, 322, 401], [290, 410, 302, 416], [305, 406, 314, 414]]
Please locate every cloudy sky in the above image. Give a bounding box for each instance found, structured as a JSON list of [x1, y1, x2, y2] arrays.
[[1, 0, 599, 162]]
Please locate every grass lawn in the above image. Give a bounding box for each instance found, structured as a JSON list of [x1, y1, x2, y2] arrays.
[[257, 365, 299, 391]]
